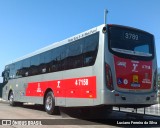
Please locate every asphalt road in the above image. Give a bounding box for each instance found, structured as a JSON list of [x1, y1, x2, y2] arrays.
[[0, 99, 160, 128], [0, 100, 118, 128]]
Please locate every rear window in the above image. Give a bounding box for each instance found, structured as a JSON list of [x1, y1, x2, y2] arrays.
[[108, 25, 154, 60]]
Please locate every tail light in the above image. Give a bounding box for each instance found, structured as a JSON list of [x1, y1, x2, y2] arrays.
[[153, 69, 157, 92], [105, 63, 114, 91]]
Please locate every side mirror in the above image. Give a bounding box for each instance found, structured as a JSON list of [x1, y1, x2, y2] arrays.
[[2, 71, 4, 77]]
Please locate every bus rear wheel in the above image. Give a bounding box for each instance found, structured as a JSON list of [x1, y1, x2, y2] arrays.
[[44, 91, 60, 115]]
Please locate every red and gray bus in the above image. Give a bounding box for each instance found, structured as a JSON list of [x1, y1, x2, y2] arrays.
[[1, 24, 158, 114]]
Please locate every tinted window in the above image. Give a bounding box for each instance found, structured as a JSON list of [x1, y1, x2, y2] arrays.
[[61, 46, 68, 71], [30, 55, 40, 76], [39, 53, 45, 73], [9, 64, 15, 79], [67, 39, 84, 69], [39, 51, 51, 74], [50, 47, 62, 72], [7, 32, 99, 79], [15, 61, 22, 78], [22, 58, 30, 77], [108, 25, 154, 60], [83, 32, 99, 66]]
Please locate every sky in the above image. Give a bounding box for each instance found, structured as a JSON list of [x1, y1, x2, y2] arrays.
[[0, 0, 160, 82]]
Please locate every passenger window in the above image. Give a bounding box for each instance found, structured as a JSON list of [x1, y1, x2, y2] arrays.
[[83, 33, 99, 66], [44, 51, 51, 73], [67, 40, 84, 69], [51, 47, 61, 72], [15, 61, 22, 78], [61, 45, 68, 71], [22, 58, 30, 77], [39, 53, 46, 74], [9, 32, 99, 77], [30, 55, 40, 76], [9, 64, 15, 79]]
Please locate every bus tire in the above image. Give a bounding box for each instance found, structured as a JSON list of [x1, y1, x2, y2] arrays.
[[44, 91, 59, 115], [9, 91, 16, 106]]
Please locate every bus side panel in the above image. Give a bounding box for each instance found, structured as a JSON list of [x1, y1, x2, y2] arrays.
[[62, 67, 94, 107], [23, 67, 97, 107], [92, 30, 106, 106]]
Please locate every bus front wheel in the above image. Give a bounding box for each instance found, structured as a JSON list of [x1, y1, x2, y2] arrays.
[[9, 91, 16, 106], [44, 91, 60, 115]]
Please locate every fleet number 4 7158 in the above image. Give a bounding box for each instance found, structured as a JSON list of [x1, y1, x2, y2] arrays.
[[75, 79, 88, 86]]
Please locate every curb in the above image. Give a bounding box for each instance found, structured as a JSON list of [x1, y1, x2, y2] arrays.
[[0, 98, 7, 103]]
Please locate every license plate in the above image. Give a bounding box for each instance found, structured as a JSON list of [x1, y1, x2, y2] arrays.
[[131, 83, 140, 87]]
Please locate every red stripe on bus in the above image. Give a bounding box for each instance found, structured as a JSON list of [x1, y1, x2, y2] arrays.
[[26, 76, 96, 98]]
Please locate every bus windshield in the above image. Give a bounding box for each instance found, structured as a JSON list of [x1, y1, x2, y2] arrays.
[[108, 25, 154, 60]]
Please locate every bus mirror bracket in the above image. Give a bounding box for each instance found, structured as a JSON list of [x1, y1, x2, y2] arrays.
[[102, 26, 107, 33], [102, 9, 108, 33]]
